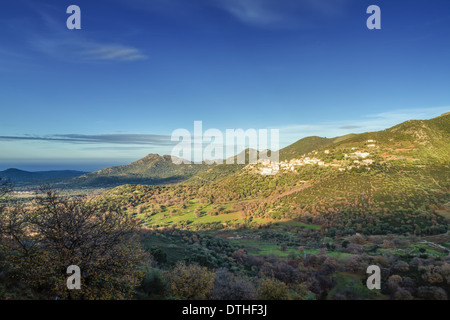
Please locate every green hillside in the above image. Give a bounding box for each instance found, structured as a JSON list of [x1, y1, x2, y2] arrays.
[[81, 113, 450, 301], [279, 135, 355, 161], [93, 113, 450, 236], [183, 149, 266, 185], [317, 113, 450, 164]]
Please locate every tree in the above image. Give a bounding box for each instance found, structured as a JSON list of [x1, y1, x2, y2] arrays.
[[0, 178, 12, 222], [394, 288, 413, 300], [138, 268, 167, 298], [213, 269, 256, 300], [392, 261, 410, 273], [257, 278, 290, 300], [166, 262, 215, 299], [149, 247, 168, 265], [289, 282, 316, 300], [0, 178, 10, 232], [321, 258, 338, 275], [0, 178, 12, 198], [0, 190, 148, 299], [387, 275, 403, 293], [417, 286, 448, 300]]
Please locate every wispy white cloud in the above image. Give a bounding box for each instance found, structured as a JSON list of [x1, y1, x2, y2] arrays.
[[82, 45, 148, 61], [120, 0, 351, 28], [16, 4, 148, 63], [29, 35, 148, 63], [212, 0, 283, 26], [209, 0, 351, 27], [0, 133, 174, 146]]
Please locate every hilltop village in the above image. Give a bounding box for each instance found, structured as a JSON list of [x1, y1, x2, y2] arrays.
[[254, 140, 378, 175]]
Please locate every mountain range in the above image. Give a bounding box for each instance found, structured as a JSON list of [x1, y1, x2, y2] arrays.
[[0, 168, 86, 185], [2, 113, 449, 188]]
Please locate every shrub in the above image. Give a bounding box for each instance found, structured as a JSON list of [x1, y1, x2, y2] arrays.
[[257, 278, 290, 300], [166, 262, 215, 300], [138, 269, 167, 298], [289, 283, 315, 300], [394, 288, 413, 300], [213, 269, 256, 300], [417, 286, 448, 300]]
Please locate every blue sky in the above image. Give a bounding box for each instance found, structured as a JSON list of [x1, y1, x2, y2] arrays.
[[0, 0, 449, 171]]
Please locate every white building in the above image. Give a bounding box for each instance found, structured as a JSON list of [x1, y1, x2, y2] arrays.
[[362, 159, 374, 165], [353, 152, 370, 158]]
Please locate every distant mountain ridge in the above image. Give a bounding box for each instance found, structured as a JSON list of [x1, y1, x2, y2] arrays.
[[0, 168, 87, 184], [70, 154, 209, 187]]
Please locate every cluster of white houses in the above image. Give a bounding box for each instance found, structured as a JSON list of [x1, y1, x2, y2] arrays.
[[257, 140, 377, 175]]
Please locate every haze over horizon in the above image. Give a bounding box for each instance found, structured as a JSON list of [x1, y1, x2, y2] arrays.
[[1, 0, 449, 171]]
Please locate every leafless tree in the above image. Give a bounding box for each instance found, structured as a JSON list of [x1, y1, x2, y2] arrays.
[[0, 189, 149, 299]]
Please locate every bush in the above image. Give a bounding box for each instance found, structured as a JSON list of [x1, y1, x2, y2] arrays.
[[394, 288, 413, 300], [392, 261, 409, 273], [149, 247, 167, 265], [257, 278, 290, 300], [417, 286, 448, 300], [138, 269, 167, 298], [213, 269, 256, 300], [166, 262, 215, 300], [289, 283, 315, 300]]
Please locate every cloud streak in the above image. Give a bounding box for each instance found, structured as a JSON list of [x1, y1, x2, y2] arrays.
[[211, 0, 284, 26], [121, 0, 351, 28], [0, 134, 175, 146], [82, 45, 148, 61], [20, 4, 148, 63], [219, 0, 350, 27]]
